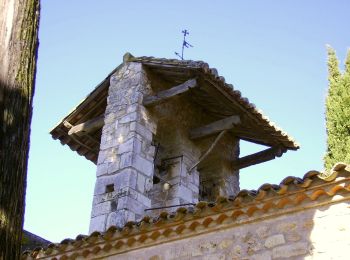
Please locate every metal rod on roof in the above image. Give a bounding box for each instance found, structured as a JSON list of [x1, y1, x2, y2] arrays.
[[144, 203, 196, 211]]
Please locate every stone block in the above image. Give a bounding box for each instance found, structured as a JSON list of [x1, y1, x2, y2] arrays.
[[112, 210, 127, 228], [92, 195, 100, 205], [104, 113, 117, 124], [96, 163, 108, 177], [94, 169, 137, 195], [145, 178, 153, 192], [94, 175, 116, 195], [89, 215, 107, 234], [137, 173, 146, 193], [277, 222, 297, 232], [136, 192, 151, 207], [303, 219, 314, 230], [134, 138, 142, 153], [285, 231, 301, 242], [188, 182, 199, 193], [256, 226, 269, 239], [120, 152, 133, 169], [91, 201, 112, 217], [132, 122, 153, 141], [175, 185, 194, 203], [115, 168, 137, 189], [126, 103, 138, 114], [118, 138, 135, 154], [99, 138, 118, 150], [133, 155, 154, 177], [251, 252, 272, 260], [218, 239, 233, 249], [107, 162, 119, 176], [114, 123, 130, 138], [125, 186, 138, 199], [117, 196, 149, 215], [203, 254, 225, 260], [265, 234, 285, 248], [198, 241, 218, 254], [110, 73, 121, 84], [149, 255, 162, 260], [129, 122, 136, 131], [92, 193, 115, 205], [272, 242, 308, 259], [119, 112, 138, 123], [141, 140, 155, 158], [101, 122, 114, 135], [165, 198, 180, 207], [192, 171, 200, 186], [106, 212, 118, 228], [97, 150, 107, 165]]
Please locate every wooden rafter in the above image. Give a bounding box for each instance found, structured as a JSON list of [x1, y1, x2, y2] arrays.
[[233, 146, 287, 170], [189, 115, 240, 140], [68, 115, 104, 136], [143, 78, 197, 107]]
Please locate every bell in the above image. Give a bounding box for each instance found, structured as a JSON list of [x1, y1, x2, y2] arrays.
[[163, 182, 170, 191]]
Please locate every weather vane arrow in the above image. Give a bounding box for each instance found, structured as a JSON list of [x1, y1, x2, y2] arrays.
[[175, 29, 193, 60]]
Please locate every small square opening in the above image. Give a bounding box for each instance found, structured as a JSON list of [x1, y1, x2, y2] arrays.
[[111, 201, 118, 211], [106, 184, 114, 193]]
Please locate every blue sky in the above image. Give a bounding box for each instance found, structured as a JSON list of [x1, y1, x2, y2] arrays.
[[24, 0, 350, 242]]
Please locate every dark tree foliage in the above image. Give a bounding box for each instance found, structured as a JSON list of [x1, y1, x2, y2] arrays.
[[324, 46, 350, 170]]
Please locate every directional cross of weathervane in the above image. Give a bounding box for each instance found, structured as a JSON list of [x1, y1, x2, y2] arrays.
[[175, 29, 193, 60]]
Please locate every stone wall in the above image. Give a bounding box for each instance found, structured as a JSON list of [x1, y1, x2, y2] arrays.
[[146, 71, 240, 213], [103, 201, 350, 260], [90, 62, 241, 231], [90, 62, 156, 233]]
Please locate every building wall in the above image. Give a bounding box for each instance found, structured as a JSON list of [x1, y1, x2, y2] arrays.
[[103, 201, 350, 260], [90, 62, 156, 232], [91, 62, 241, 231], [146, 70, 240, 213]]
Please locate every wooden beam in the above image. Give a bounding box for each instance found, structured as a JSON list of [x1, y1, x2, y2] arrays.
[[189, 130, 227, 172], [68, 115, 104, 136], [233, 146, 287, 170], [143, 78, 197, 107], [190, 115, 240, 140], [203, 76, 262, 127]]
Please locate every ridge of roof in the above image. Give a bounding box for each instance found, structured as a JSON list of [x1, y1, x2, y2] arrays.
[[22, 163, 350, 259]]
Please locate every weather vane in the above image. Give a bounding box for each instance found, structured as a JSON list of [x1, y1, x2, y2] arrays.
[[175, 29, 193, 60]]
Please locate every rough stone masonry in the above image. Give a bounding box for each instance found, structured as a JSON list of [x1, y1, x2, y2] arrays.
[[89, 61, 240, 233]]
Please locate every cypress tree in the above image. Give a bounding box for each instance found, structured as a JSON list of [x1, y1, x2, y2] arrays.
[[324, 47, 350, 170]]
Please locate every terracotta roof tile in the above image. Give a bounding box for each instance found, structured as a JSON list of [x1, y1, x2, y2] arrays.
[[23, 163, 350, 259], [50, 53, 299, 163], [128, 54, 299, 149]]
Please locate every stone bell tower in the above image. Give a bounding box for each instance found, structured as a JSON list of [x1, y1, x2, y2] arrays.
[[89, 61, 156, 231], [50, 53, 298, 234]]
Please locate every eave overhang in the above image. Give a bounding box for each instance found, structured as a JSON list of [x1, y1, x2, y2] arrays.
[[50, 54, 299, 164]]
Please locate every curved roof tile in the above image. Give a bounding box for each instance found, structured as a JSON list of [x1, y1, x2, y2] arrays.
[[23, 163, 350, 259], [50, 53, 299, 163]]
